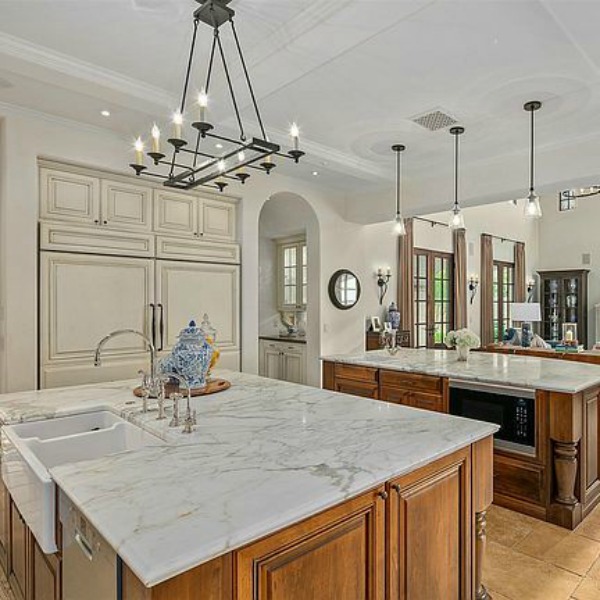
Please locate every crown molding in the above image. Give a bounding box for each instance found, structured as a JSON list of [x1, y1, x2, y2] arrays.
[[0, 32, 176, 108]]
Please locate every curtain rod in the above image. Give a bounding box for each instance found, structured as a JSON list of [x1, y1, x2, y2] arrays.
[[483, 232, 523, 245], [413, 216, 449, 228]]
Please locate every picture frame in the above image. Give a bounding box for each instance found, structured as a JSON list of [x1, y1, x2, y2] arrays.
[[370, 316, 382, 333]]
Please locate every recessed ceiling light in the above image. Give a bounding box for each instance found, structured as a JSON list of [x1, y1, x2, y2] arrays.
[[100, 110, 111, 117], [215, 143, 223, 149], [312, 171, 319, 176]]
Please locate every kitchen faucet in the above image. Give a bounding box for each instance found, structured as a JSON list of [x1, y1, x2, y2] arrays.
[[93, 329, 161, 400], [160, 371, 196, 434]]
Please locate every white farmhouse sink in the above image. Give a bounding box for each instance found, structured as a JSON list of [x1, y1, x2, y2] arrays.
[[1, 411, 163, 554]]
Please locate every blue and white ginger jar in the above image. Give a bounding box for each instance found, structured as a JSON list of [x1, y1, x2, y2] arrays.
[[159, 320, 214, 389]]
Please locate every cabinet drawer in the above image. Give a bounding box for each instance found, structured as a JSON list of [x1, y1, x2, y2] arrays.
[[380, 386, 412, 406], [411, 391, 446, 413], [334, 363, 378, 383], [380, 370, 443, 393], [156, 236, 240, 264], [39, 222, 155, 258], [335, 379, 379, 399]]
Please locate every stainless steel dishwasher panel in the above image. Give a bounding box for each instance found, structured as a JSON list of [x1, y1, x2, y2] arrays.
[[60, 491, 118, 600]]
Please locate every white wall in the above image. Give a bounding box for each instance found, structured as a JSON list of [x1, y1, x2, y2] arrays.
[[538, 194, 600, 344]]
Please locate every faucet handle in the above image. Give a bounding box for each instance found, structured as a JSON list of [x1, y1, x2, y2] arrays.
[[169, 392, 182, 427]]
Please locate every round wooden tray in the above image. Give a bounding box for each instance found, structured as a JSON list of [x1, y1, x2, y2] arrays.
[[133, 378, 231, 398]]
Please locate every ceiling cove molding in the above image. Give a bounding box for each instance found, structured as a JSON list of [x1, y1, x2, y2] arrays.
[[0, 32, 176, 108], [0, 100, 129, 140]]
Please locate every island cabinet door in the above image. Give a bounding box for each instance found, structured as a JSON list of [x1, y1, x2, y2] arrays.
[[387, 447, 471, 600], [235, 488, 386, 600]]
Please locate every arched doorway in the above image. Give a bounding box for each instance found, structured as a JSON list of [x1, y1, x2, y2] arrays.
[[257, 192, 321, 386]]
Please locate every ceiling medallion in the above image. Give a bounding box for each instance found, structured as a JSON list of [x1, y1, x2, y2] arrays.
[[129, 0, 304, 192]]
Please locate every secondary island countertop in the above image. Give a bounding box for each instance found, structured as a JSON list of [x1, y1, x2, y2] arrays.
[[321, 348, 600, 393], [0, 370, 496, 588]]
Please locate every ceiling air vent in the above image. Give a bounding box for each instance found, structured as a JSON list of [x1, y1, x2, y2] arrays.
[[411, 110, 457, 132]]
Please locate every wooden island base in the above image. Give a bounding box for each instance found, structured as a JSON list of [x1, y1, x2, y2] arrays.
[[123, 438, 494, 600], [323, 360, 600, 531]]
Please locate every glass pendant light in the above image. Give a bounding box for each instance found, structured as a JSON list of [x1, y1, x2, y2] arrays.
[[523, 101, 543, 219], [391, 144, 406, 236], [448, 126, 466, 230]]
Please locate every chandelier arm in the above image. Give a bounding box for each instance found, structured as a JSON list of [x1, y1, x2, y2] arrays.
[[204, 31, 218, 94], [179, 18, 200, 114], [215, 28, 246, 141], [229, 19, 268, 141], [202, 131, 246, 147]]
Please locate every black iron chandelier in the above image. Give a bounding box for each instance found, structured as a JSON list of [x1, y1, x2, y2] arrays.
[[130, 0, 304, 192]]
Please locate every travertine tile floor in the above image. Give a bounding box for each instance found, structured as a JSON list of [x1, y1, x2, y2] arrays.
[[0, 504, 599, 600], [485, 504, 600, 600]]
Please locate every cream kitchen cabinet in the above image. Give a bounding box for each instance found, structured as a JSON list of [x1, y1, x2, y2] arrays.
[[155, 261, 240, 370], [154, 190, 236, 241], [40, 167, 153, 231], [40, 253, 241, 388], [40, 168, 100, 225], [40, 252, 155, 389], [259, 339, 306, 384]]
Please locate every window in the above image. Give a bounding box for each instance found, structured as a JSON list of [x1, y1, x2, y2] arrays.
[[277, 237, 307, 311], [413, 249, 454, 348], [493, 261, 515, 341]]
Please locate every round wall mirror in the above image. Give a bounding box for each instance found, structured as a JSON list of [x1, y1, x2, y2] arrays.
[[328, 269, 361, 310]]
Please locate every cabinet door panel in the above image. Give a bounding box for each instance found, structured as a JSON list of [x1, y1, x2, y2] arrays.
[[201, 200, 235, 240], [101, 180, 152, 231], [283, 348, 306, 385], [10, 502, 28, 600], [40, 168, 100, 224], [154, 191, 198, 236], [0, 479, 7, 573], [236, 489, 385, 600], [40, 252, 154, 365], [32, 539, 60, 600], [411, 391, 445, 413], [388, 448, 471, 600], [156, 261, 239, 355], [380, 387, 413, 406]]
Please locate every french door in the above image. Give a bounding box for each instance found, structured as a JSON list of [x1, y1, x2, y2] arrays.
[[492, 260, 515, 342], [414, 249, 454, 348]]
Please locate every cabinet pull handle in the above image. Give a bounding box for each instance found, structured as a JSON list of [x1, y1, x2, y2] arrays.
[[391, 484, 401, 494], [94, 219, 99, 224], [377, 490, 389, 501], [158, 303, 165, 351], [103, 220, 108, 225], [150, 303, 156, 347]]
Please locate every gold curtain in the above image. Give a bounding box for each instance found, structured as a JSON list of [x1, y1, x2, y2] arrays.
[[480, 234, 494, 346], [398, 218, 414, 346], [453, 229, 467, 329], [514, 241, 526, 302]]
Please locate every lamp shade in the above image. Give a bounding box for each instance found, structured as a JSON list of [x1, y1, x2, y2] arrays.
[[511, 302, 541, 323]]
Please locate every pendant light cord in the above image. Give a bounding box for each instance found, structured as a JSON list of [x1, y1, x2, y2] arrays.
[[454, 131, 459, 210], [529, 107, 535, 193], [396, 150, 401, 217]]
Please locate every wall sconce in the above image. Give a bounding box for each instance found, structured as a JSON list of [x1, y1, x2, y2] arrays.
[[376, 267, 392, 305], [468, 274, 479, 305], [527, 278, 536, 302]]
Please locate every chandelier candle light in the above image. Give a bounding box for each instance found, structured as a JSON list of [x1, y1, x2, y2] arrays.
[[391, 144, 406, 236], [129, 0, 304, 191], [449, 126, 466, 230], [523, 101, 543, 219]]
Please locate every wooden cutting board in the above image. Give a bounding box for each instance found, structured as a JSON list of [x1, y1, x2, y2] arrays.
[[133, 378, 231, 398]]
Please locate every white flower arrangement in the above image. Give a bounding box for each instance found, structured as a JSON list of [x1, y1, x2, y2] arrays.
[[445, 328, 481, 350]]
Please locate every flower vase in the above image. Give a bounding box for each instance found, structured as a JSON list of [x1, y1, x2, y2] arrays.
[[456, 346, 470, 362]]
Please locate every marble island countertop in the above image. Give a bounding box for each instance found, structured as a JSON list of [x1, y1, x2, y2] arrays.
[[0, 370, 496, 588], [321, 348, 600, 393]]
